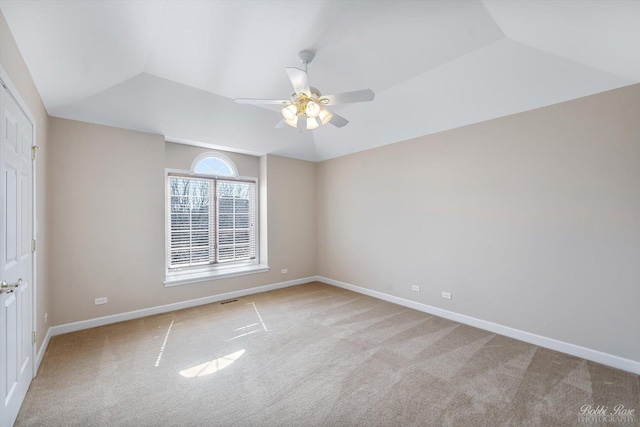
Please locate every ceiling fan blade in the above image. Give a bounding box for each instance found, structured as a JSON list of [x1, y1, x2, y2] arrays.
[[275, 119, 288, 129], [235, 98, 289, 105], [321, 89, 375, 105], [329, 112, 349, 128], [286, 67, 310, 96]]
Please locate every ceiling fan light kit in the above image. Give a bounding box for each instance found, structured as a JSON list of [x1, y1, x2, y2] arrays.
[[235, 50, 374, 130], [281, 90, 333, 130]]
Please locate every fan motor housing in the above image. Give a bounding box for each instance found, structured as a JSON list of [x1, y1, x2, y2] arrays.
[[298, 49, 315, 64], [291, 87, 322, 100]]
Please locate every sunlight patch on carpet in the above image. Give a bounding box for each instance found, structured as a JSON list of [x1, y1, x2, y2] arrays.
[[155, 320, 175, 367], [251, 302, 269, 332], [179, 350, 245, 378]]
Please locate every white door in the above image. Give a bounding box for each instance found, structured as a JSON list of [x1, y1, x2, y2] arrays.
[[0, 82, 34, 427]]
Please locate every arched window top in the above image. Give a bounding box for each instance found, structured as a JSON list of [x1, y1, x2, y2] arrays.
[[191, 153, 238, 177]]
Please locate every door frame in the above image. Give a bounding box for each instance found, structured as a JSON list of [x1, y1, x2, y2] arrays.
[[0, 65, 38, 378]]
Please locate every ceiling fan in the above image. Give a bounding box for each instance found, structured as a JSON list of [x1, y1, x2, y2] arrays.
[[235, 50, 375, 130]]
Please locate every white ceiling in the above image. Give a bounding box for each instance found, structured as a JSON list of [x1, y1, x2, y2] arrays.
[[1, 0, 638, 161]]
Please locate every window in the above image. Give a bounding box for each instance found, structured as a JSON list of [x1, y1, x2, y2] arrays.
[[193, 156, 236, 176], [165, 154, 265, 285]]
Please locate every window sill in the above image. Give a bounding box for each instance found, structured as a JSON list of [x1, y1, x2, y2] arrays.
[[164, 264, 270, 287]]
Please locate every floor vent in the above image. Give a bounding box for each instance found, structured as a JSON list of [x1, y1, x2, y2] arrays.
[[220, 299, 239, 305]]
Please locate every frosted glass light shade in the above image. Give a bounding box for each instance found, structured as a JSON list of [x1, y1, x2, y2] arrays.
[[282, 105, 297, 121], [306, 117, 319, 130], [285, 116, 298, 128], [318, 108, 333, 125], [305, 101, 320, 118]]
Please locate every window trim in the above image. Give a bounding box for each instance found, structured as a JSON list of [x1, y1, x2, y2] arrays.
[[164, 166, 267, 286]]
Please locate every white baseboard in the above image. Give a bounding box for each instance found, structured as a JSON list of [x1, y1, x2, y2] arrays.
[[50, 276, 314, 337], [35, 326, 52, 375], [315, 276, 640, 375]]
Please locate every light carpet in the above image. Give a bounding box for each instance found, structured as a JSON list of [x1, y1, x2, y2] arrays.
[[16, 282, 640, 426]]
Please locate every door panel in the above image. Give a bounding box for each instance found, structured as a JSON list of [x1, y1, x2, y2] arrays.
[[0, 80, 33, 427], [20, 174, 30, 259], [3, 294, 17, 400], [4, 168, 17, 267], [20, 283, 31, 374]]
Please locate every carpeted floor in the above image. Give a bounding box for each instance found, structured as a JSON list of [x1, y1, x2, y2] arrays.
[[16, 282, 639, 426]]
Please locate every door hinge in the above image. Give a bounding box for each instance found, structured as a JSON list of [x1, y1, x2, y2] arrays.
[[32, 332, 36, 344], [31, 145, 40, 160], [32, 239, 36, 252]]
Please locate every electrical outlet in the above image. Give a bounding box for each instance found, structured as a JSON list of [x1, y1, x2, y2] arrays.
[[95, 297, 108, 305], [281, 269, 288, 274], [441, 292, 452, 300], [411, 285, 420, 292], [44, 313, 48, 324]]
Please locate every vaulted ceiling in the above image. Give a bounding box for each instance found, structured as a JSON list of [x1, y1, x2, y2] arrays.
[[1, 1, 639, 161]]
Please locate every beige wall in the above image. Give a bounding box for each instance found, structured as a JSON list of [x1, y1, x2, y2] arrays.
[[264, 154, 317, 277], [317, 83, 640, 362], [49, 119, 165, 324], [0, 10, 50, 351], [48, 119, 317, 325]]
